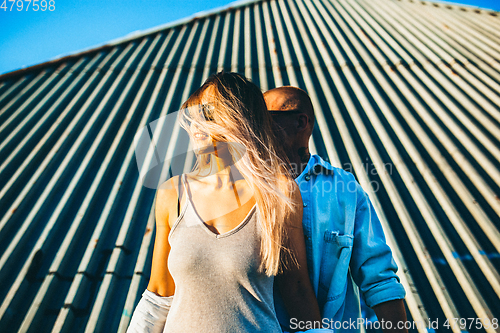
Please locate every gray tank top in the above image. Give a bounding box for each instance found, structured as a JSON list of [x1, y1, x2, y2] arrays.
[[163, 175, 281, 333]]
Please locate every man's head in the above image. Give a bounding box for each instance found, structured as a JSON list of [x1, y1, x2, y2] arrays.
[[263, 86, 315, 154]]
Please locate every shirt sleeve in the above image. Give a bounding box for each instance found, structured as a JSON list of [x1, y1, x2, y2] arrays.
[[349, 178, 406, 308]]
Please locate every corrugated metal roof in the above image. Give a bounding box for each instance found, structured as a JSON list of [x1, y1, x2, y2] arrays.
[[0, 0, 499, 332]]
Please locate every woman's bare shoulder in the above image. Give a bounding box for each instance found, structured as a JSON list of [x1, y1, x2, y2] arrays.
[[155, 175, 182, 227], [157, 176, 182, 198]]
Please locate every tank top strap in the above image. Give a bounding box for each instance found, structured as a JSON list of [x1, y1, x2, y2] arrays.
[[171, 174, 191, 216], [181, 174, 193, 200], [168, 174, 195, 241]]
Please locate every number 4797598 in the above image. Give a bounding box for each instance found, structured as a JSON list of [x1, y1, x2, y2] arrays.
[[1, 0, 55, 11]]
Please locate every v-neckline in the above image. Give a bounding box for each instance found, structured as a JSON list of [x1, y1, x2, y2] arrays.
[[186, 195, 257, 239]]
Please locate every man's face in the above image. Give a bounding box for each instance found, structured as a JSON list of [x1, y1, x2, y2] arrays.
[[268, 110, 302, 139], [264, 88, 313, 167], [265, 92, 299, 136]]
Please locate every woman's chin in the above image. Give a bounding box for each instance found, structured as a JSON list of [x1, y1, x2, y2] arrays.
[[193, 141, 231, 157], [193, 145, 215, 155]]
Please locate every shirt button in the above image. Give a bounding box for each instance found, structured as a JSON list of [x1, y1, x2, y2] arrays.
[[303, 202, 308, 207], [305, 175, 311, 181]]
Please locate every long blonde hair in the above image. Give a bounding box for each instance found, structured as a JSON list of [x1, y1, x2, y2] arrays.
[[179, 72, 297, 276]]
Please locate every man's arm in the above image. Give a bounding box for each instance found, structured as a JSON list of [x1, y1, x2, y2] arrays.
[[349, 176, 407, 332], [275, 182, 322, 332], [373, 299, 408, 333]]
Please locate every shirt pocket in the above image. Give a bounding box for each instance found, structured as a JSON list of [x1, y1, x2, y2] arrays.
[[318, 231, 353, 304]]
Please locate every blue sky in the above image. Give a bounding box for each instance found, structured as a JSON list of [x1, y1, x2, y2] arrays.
[[0, 0, 499, 75]]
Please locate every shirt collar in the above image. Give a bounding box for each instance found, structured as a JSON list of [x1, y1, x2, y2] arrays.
[[296, 154, 335, 181]]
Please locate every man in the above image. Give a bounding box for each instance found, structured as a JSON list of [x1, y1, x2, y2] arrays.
[[264, 86, 408, 333]]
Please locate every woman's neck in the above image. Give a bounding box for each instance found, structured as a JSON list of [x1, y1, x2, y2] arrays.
[[196, 157, 243, 187], [194, 141, 250, 189]]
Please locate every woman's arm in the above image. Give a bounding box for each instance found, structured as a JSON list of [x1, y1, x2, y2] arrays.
[[147, 178, 178, 296], [275, 182, 322, 331], [127, 178, 179, 332]]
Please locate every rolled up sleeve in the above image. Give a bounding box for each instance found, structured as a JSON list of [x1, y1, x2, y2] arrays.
[[350, 180, 406, 308]]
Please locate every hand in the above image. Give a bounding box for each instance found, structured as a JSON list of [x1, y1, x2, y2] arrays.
[[372, 299, 408, 333]]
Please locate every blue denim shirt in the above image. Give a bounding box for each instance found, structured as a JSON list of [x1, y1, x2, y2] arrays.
[[275, 155, 406, 332]]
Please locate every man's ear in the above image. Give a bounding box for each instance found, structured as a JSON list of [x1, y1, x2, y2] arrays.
[[296, 114, 309, 132]]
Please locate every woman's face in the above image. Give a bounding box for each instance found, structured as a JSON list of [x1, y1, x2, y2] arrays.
[[190, 111, 213, 155], [190, 86, 227, 156]]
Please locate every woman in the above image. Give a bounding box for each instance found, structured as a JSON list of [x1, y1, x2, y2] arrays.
[[128, 72, 321, 332]]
